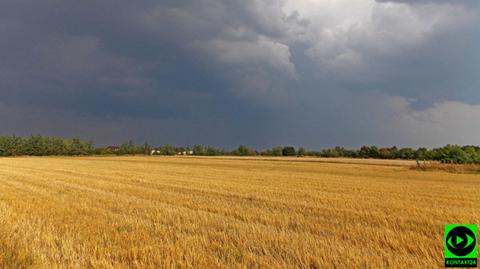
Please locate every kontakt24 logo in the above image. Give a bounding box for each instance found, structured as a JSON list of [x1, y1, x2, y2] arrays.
[[445, 224, 478, 268]]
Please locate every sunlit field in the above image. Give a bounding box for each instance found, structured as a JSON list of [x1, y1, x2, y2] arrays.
[[0, 156, 479, 268]]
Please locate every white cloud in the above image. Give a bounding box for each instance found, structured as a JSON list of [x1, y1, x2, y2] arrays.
[[138, 0, 477, 87], [281, 0, 476, 82], [358, 94, 480, 147], [193, 36, 297, 78], [405, 101, 480, 145]]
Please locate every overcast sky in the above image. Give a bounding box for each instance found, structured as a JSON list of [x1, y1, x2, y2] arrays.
[[1, 0, 479, 149]]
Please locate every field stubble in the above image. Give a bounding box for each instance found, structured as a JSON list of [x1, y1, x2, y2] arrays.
[[0, 156, 478, 268]]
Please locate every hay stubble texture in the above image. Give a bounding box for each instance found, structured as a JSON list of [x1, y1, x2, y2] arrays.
[[0, 157, 479, 268]]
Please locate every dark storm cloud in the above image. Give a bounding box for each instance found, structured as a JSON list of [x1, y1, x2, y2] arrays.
[[0, 0, 297, 116], [375, 0, 477, 5], [1, 0, 479, 148]]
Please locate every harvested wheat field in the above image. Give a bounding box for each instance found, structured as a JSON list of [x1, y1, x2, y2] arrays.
[[0, 156, 479, 269]]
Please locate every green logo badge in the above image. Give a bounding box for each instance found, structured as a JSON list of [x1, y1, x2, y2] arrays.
[[445, 224, 478, 267]]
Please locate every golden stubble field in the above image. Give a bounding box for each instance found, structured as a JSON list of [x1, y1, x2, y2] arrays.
[[0, 156, 478, 269]]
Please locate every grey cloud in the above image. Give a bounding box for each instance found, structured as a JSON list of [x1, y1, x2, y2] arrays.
[[375, 0, 478, 6], [0, 0, 479, 148]]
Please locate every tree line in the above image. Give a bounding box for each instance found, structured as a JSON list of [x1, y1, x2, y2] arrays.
[[0, 135, 479, 164], [0, 135, 94, 156], [300, 145, 480, 164]]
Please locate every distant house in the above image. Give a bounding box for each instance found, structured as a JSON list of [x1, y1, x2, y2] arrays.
[[107, 146, 120, 152], [150, 149, 193, 156], [151, 149, 161, 155], [177, 151, 194, 156]]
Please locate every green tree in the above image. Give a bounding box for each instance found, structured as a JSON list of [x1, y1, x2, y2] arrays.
[[282, 147, 296, 156], [193, 145, 207, 156], [271, 146, 283, 157], [160, 145, 177, 156], [235, 145, 256, 156]]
